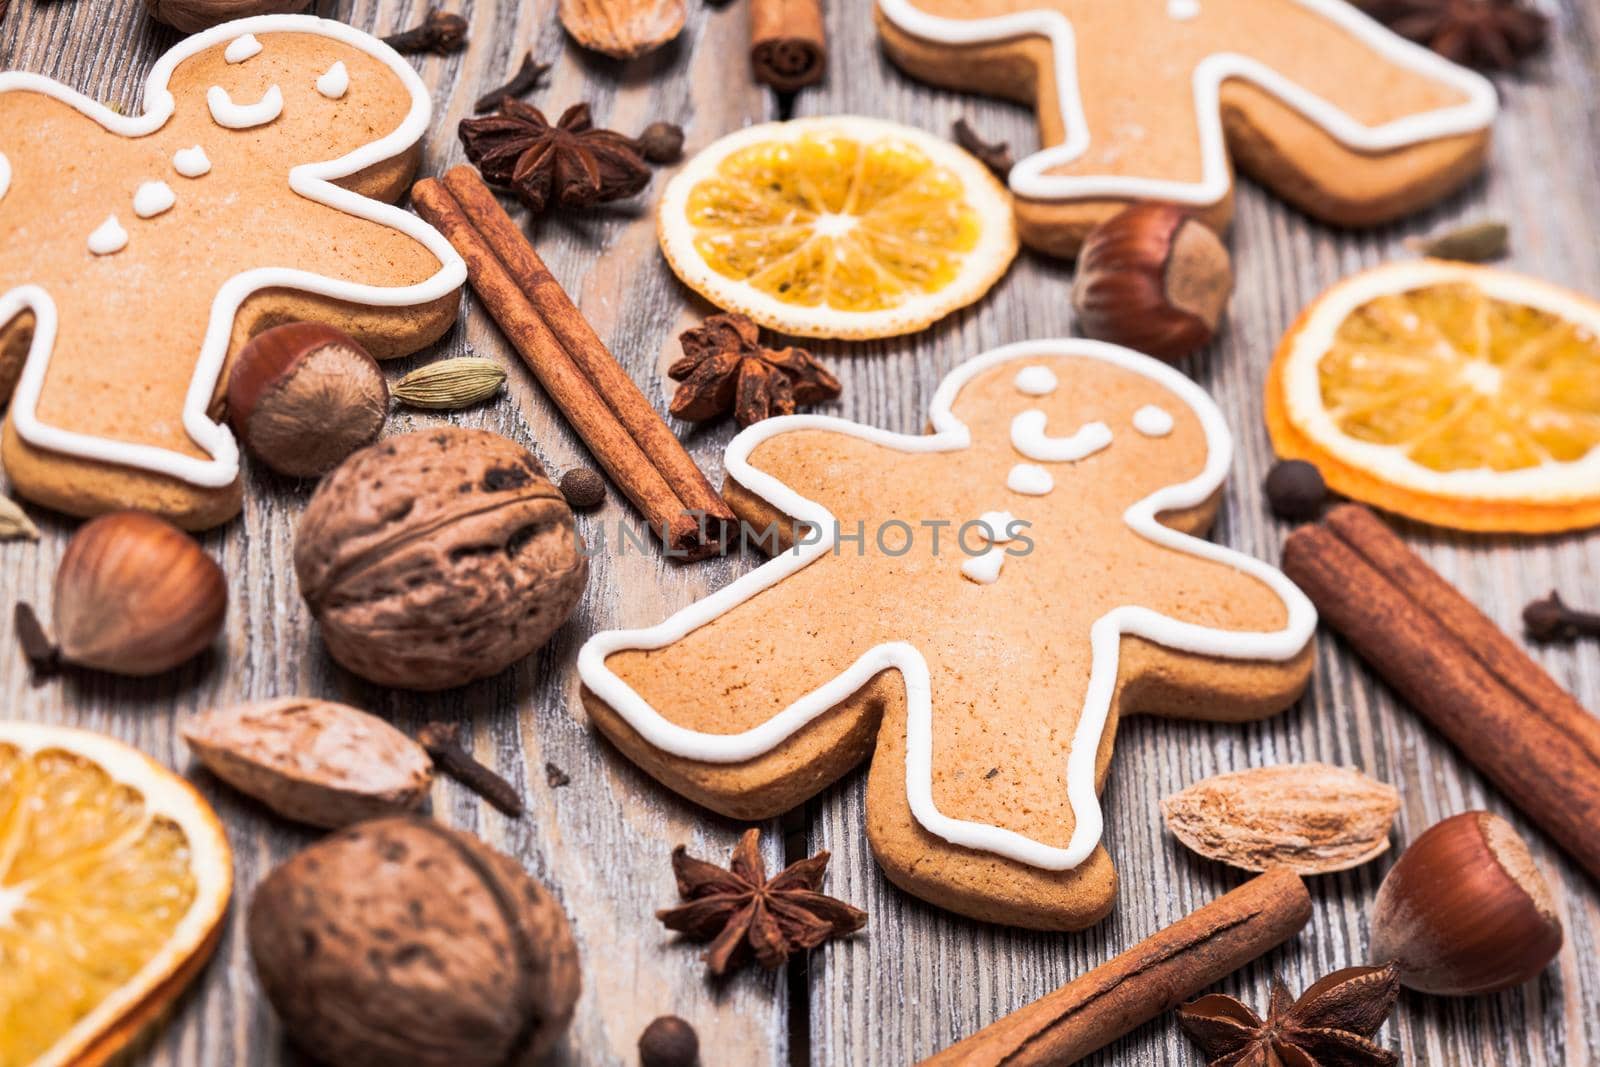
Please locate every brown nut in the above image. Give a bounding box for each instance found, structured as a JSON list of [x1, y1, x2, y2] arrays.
[[249, 816, 580, 1067], [144, 0, 311, 32], [1370, 810, 1563, 995], [1071, 204, 1233, 363], [53, 511, 226, 676], [293, 428, 588, 690], [227, 323, 389, 479], [639, 1015, 700, 1067]]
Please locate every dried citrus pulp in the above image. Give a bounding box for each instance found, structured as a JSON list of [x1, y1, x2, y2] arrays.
[[657, 116, 1017, 339], [0, 722, 231, 1067], [1267, 260, 1600, 532]]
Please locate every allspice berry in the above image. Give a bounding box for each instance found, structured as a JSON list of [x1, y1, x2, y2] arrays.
[[294, 428, 587, 690], [1264, 459, 1329, 521], [249, 817, 581, 1067], [227, 322, 389, 478], [639, 1015, 699, 1067], [559, 468, 607, 511], [1071, 204, 1233, 363]]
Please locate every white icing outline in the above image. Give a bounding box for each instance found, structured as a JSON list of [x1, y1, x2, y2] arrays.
[[579, 339, 1317, 871], [1007, 462, 1053, 495], [0, 15, 466, 488], [207, 83, 283, 128], [88, 215, 128, 255], [172, 145, 211, 178], [317, 60, 349, 99], [224, 33, 262, 63], [1133, 403, 1175, 437], [1013, 364, 1058, 396], [1011, 409, 1112, 461], [133, 180, 176, 218], [0, 152, 10, 203], [876, 0, 1497, 205]]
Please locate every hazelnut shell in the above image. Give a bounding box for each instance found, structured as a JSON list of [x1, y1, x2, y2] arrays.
[[144, 0, 312, 33], [54, 510, 226, 675], [1370, 810, 1563, 995], [1071, 204, 1233, 363], [227, 322, 389, 479], [249, 816, 580, 1067], [293, 428, 588, 690]]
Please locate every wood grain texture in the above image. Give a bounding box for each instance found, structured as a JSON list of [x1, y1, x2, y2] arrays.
[[2, 1, 1598, 1066]]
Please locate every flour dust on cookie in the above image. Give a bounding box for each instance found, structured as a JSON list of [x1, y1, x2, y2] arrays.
[[0, 15, 466, 524], [875, 0, 1499, 253], [580, 340, 1316, 905]]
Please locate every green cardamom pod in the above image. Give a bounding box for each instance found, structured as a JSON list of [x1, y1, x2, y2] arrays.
[[392, 357, 507, 410], [0, 494, 39, 541], [1405, 221, 1509, 263]]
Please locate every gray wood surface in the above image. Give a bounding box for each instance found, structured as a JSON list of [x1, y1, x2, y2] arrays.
[[3, 0, 1598, 1065]]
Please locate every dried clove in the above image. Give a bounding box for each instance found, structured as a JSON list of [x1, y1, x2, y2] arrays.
[[473, 51, 552, 113], [418, 721, 524, 815], [631, 121, 685, 164], [1523, 591, 1600, 642], [383, 9, 469, 55], [1405, 220, 1510, 263], [545, 761, 572, 787], [953, 117, 1012, 179], [12, 603, 60, 683]]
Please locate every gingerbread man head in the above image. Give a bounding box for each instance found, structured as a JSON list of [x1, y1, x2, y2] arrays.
[[581, 339, 1315, 929], [0, 16, 464, 528], [875, 0, 1497, 255]]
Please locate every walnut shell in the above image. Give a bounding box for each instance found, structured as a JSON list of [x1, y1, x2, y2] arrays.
[[294, 429, 588, 690], [249, 817, 581, 1067]]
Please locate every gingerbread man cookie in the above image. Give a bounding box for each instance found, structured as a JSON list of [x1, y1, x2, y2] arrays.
[[874, 0, 1498, 257], [0, 16, 465, 528], [580, 340, 1317, 929]]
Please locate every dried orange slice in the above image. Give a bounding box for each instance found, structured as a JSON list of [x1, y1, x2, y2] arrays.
[[1267, 260, 1600, 532], [657, 116, 1017, 339], [0, 722, 232, 1067]]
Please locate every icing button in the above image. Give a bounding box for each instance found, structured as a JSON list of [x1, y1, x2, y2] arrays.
[[172, 146, 211, 178], [133, 180, 176, 219], [88, 215, 128, 255], [1133, 404, 1175, 437], [1007, 463, 1053, 496]]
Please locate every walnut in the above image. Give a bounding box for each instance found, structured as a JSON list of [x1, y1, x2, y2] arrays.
[[294, 428, 587, 690], [249, 817, 581, 1067]]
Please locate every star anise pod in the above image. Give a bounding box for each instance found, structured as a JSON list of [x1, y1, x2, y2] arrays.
[[1177, 964, 1400, 1067], [668, 313, 842, 428], [656, 828, 867, 977], [458, 101, 652, 214], [1364, 0, 1548, 70]]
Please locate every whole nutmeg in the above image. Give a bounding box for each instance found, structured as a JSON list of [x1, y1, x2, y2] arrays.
[[1370, 811, 1563, 995], [249, 816, 580, 1067], [50, 511, 226, 676], [1071, 204, 1233, 363], [227, 322, 389, 479], [639, 1015, 699, 1067], [145, 0, 311, 32], [294, 428, 588, 690]]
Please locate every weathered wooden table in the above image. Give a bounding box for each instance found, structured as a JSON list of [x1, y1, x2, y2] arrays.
[[4, 0, 1598, 1063]]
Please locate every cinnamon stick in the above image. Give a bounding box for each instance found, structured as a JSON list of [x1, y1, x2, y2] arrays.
[[918, 869, 1311, 1066], [412, 167, 733, 559], [750, 0, 826, 91], [1283, 504, 1600, 884]]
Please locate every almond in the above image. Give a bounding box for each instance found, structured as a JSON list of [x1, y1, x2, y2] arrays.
[[559, 0, 686, 59], [1160, 763, 1400, 874], [183, 698, 433, 828]]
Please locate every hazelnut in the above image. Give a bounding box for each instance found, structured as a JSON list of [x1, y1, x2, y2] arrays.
[[293, 428, 588, 690], [227, 322, 389, 479], [1370, 811, 1563, 995], [249, 816, 580, 1067], [144, 0, 311, 32], [1070, 204, 1233, 363], [48, 511, 226, 676], [638, 1015, 699, 1067]]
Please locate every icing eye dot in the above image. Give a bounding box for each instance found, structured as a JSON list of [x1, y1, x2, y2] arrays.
[[316, 61, 349, 100], [224, 34, 263, 64], [1133, 404, 1175, 437], [1168, 0, 1200, 19], [1013, 365, 1058, 396], [172, 146, 211, 178], [1007, 463, 1053, 496], [88, 215, 128, 256], [207, 85, 283, 129], [133, 181, 175, 219]]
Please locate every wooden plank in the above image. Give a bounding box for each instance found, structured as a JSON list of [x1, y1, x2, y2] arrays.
[[1, 0, 784, 1063], [805, 2, 1600, 1066]]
